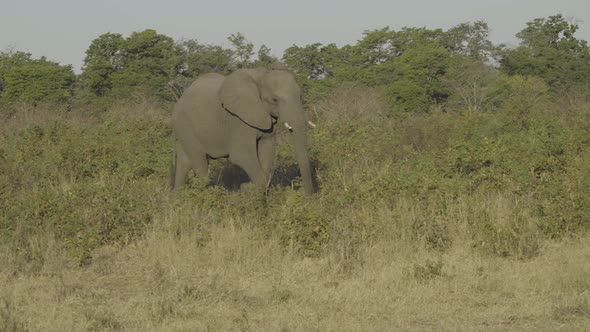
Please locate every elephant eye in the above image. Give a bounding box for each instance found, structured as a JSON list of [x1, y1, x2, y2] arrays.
[[271, 97, 279, 104]]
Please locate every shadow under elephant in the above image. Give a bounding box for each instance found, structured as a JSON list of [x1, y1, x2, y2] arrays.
[[207, 159, 320, 193]]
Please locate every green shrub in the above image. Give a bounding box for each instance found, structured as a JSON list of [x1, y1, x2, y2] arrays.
[[1, 82, 589, 266], [0, 106, 171, 265]]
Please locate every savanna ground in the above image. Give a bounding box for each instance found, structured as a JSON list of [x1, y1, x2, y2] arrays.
[[1, 86, 589, 330]]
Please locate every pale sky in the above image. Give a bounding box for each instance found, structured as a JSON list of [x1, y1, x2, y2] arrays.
[[1, 0, 589, 72]]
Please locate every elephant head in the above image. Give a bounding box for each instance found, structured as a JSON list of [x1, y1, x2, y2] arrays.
[[219, 65, 315, 195]]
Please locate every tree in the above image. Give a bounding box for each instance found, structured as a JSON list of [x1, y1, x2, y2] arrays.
[[79, 33, 125, 97], [344, 27, 448, 87], [443, 21, 498, 62], [443, 58, 501, 111], [340, 28, 452, 111], [79, 29, 183, 101], [281, 26, 454, 110], [283, 43, 346, 80], [254, 45, 278, 67], [347, 27, 444, 68], [0, 51, 75, 105], [386, 45, 451, 112], [112, 29, 183, 99], [228, 33, 254, 68], [352, 27, 398, 66], [163, 39, 236, 100], [80, 29, 283, 103], [179, 39, 234, 76], [500, 14, 590, 87]]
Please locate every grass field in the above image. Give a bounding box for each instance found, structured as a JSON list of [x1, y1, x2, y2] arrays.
[[1, 204, 589, 330], [1, 88, 589, 330]]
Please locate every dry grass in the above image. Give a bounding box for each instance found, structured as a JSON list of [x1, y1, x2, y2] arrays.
[[1, 194, 589, 331]]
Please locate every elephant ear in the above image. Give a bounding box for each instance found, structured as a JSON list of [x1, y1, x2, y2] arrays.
[[219, 70, 272, 130]]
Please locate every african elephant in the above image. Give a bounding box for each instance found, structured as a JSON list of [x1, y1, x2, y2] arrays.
[[170, 64, 315, 195]]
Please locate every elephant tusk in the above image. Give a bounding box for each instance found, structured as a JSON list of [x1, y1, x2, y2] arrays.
[[307, 120, 317, 129], [284, 122, 293, 132]]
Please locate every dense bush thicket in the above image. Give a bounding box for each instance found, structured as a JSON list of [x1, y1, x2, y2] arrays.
[[0, 104, 171, 265], [1, 14, 590, 267], [1, 84, 589, 266]]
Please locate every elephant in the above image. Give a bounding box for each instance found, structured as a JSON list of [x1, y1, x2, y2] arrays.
[[170, 63, 315, 195]]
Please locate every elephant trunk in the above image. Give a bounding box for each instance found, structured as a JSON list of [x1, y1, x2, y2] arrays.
[[294, 129, 314, 195], [282, 103, 314, 195]]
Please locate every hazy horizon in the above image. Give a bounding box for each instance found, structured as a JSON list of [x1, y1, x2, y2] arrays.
[[2, 0, 589, 72]]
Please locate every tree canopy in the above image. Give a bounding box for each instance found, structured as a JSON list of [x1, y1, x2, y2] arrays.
[[282, 24, 487, 111], [77, 30, 278, 103], [1, 14, 589, 112], [500, 14, 590, 87], [79, 30, 183, 101], [0, 51, 75, 105]]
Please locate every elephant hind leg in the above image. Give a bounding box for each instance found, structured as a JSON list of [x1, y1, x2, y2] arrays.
[[172, 140, 210, 191]]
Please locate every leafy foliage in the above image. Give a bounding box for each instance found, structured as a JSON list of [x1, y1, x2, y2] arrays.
[[78, 30, 279, 104], [0, 106, 171, 263], [227, 32, 254, 69], [253, 44, 279, 67], [0, 51, 75, 105], [178, 40, 234, 76], [442, 57, 503, 112], [79, 30, 183, 102], [77, 33, 125, 97], [500, 14, 590, 88], [3, 14, 589, 113], [0, 51, 33, 93], [442, 21, 499, 62], [283, 24, 496, 112], [385, 45, 451, 111]]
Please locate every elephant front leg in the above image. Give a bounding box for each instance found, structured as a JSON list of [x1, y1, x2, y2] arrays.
[[258, 135, 276, 186], [229, 140, 268, 189]]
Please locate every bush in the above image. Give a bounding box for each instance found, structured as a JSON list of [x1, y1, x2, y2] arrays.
[[0, 52, 75, 105], [0, 105, 171, 265], [1, 82, 589, 267]]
